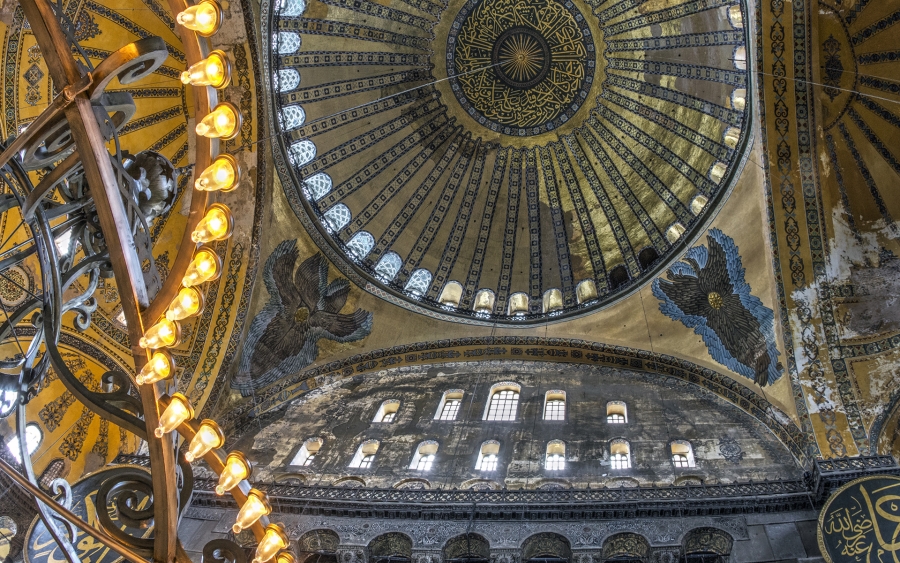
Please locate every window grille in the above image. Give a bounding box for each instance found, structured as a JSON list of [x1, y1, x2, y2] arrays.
[[277, 69, 300, 92], [380, 411, 396, 423], [404, 269, 432, 297], [277, 0, 306, 16], [304, 172, 331, 200], [358, 454, 374, 469], [672, 453, 689, 468], [346, 231, 374, 260], [479, 454, 498, 472], [544, 399, 565, 421], [546, 453, 565, 471], [607, 413, 625, 424], [375, 252, 402, 281], [289, 139, 316, 167], [301, 452, 316, 466], [280, 104, 306, 130], [486, 390, 518, 421], [415, 454, 435, 471], [322, 204, 350, 231], [611, 453, 630, 469], [274, 32, 302, 54], [7, 424, 42, 463], [439, 398, 461, 420]]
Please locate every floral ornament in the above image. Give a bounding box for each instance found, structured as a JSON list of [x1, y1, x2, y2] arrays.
[[652, 229, 781, 386], [234, 240, 373, 394]]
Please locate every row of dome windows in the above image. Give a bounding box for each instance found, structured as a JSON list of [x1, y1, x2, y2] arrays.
[[290, 437, 699, 472], [370, 385, 627, 423]]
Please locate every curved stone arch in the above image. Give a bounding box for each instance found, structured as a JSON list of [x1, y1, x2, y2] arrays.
[[298, 529, 340, 554], [443, 533, 490, 561], [461, 478, 501, 490], [522, 532, 572, 562], [224, 345, 810, 465], [680, 527, 734, 556], [368, 532, 413, 562], [333, 476, 367, 488], [600, 533, 649, 561], [393, 478, 431, 490], [535, 478, 570, 490]]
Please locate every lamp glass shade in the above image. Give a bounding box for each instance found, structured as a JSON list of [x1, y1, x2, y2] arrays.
[[191, 204, 233, 243], [232, 489, 271, 532], [176, 0, 222, 35], [185, 420, 224, 462], [139, 319, 181, 349], [182, 248, 221, 287], [253, 525, 288, 563], [136, 351, 174, 385], [155, 393, 194, 438], [196, 103, 240, 139], [195, 154, 240, 192], [180, 51, 230, 88], [166, 287, 204, 321], [216, 453, 250, 495]]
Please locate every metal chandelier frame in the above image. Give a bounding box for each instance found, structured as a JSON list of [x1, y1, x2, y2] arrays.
[[0, 0, 287, 561]]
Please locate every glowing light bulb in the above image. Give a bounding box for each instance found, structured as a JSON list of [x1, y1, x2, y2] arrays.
[[155, 393, 194, 438], [192, 204, 234, 243], [276, 553, 297, 563], [233, 488, 271, 533], [136, 351, 175, 385], [216, 452, 251, 495], [182, 247, 221, 287], [180, 50, 230, 88], [139, 319, 181, 349], [253, 524, 289, 563], [166, 287, 205, 322], [176, 0, 223, 36], [195, 154, 240, 192], [196, 103, 240, 140], [185, 419, 224, 462]]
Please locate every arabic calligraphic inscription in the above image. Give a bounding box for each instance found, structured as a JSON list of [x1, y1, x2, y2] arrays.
[[818, 475, 900, 563], [447, 0, 594, 136]]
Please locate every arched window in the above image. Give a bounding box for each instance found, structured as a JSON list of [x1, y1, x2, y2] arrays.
[[543, 390, 565, 421], [439, 281, 463, 307], [291, 437, 323, 466], [542, 288, 563, 313], [369, 533, 412, 563], [6, 423, 42, 463], [277, 0, 306, 16], [304, 172, 331, 200], [472, 289, 495, 314], [607, 401, 627, 423], [727, 5, 743, 28], [670, 440, 696, 468], [545, 440, 565, 471], [322, 204, 351, 231], [484, 383, 520, 421], [638, 248, 659, 271], [610, 439, 631, 470], [435, 389, 464, 420], [374, 252, 402, 281], [575, 279, 597, 304], [277, 68, 300, 92], [297, 530, 339, 563], [0, 389, 17, 418], [443, 533, 490, 563], [372, 399, 400, 423], [523, 533, 571, 563], [409, 440, 438, 471], [723, 126, 741, 149], [608, 265, 630, 290], [732, 46, 746, 71], [347, 231, 375, 260], [682, 527, 733, 563], [349, 440, 379, 469], [289, 139, 317, 167], [280, 104, 306, 130], [690, 194, 708, 215], [507, 292, 529, 315], [274, 31, 302, 54], [475, 440, 500, 471], [731, 88, 746, 111], [404, 269, 432, 297], [666, 222, 686, 243], [602, 533, 649, 562], [708, 162, 727, 184]]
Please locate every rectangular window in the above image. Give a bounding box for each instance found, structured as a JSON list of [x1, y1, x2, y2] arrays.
[[359, 454, 374, 469], [486, 390, 519, 421], [479, 454, 498, 471], [544, 399, 565, 421], [546, 454, 565, 471], [439, 399, 461, 421], [380, 412, 396, 423]]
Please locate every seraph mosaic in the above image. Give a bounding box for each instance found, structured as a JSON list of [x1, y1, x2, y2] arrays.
[[652, 229, 781, 386], [234, 240, 373, 394]]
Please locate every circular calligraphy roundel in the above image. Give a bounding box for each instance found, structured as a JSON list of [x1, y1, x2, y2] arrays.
[[817, 475, 900, 562], [447, 0, 594, 136]]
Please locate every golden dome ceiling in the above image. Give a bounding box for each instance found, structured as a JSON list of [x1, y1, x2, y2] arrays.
[[268, 0, 752, 324]]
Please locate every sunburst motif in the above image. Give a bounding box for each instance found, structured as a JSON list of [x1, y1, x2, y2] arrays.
[[498, 34, 545, 83]]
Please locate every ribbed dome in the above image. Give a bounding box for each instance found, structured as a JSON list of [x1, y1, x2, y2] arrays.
[[268, 0, 751, 324]]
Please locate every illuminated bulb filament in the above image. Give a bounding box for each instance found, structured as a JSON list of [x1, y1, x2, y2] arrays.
[[180, 51, 230, 88], [233, 489, 271, 533], [216, 452, 251, 495], [253, 524, 289, 563], [166, 287, 205, 322], [136, 351, 174, 385], [195, 154, 240, 192], [196, 103, 240, 140], [139, 319, 181, 349], [185, 419, 224, 462], [155, 393, 194, 438], [176, 0, 222, 36], [183, 248, 221, 287], [192, 204, 234, 243]]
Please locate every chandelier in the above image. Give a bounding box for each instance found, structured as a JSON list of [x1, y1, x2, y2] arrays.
[[0, 0, 284, 561]]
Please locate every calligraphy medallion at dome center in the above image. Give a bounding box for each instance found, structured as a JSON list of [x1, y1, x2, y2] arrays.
[[447, 0, 594, 136]]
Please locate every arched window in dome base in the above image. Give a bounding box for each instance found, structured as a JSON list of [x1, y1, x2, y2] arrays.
[[523, 532, 572, 563], [443, 533, 490, 563], [368, 533, 413, 563]]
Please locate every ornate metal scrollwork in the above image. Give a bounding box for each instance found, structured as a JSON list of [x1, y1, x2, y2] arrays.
[[203, 538, 251, 563]]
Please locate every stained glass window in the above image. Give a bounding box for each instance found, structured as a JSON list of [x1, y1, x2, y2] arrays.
[[274, 32, 302, 54], [404, 269, 432, 297], [347, 231, 374, 260], [277, 68, 300, 92], [304, 172, 331, 200], [322, 204, 351, 231], [375, 252, 402, 281], [289, 139, 316, 167], [280, 104, 306, 130]]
